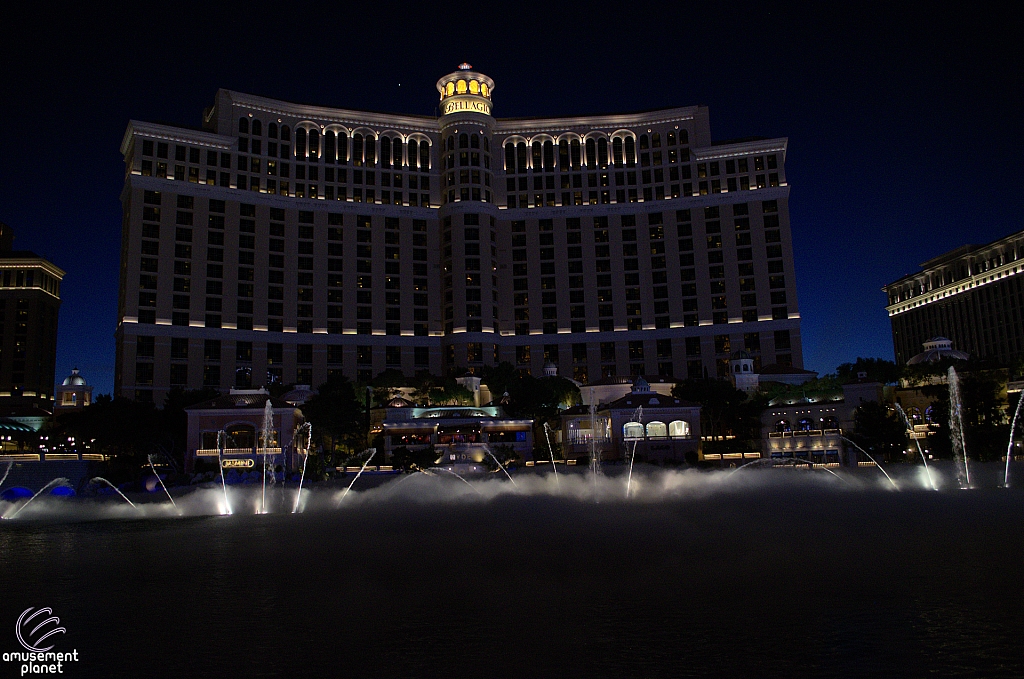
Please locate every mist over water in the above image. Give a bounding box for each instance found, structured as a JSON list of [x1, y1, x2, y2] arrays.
[[1, 464, 1022, 678]]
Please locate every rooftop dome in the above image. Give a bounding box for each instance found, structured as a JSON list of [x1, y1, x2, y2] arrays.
[[631, 375, 652, 393], [280, 384, 317, 405], [62, 368, 87, 386], [907, 337, 970, 365]]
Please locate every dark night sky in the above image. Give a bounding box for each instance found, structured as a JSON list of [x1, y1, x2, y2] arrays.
[[2, 3, 1020, 396]]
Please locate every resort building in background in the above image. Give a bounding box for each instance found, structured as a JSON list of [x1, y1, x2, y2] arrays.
[[0, 222, 64, 427], [115, 65, 802, 403], [884, 228, 1024, 365]]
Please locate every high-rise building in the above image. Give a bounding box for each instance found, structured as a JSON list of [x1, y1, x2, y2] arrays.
[[883, 229, 1024, 365], [0, 222, 64, 418], [116, 65, 802, 403]]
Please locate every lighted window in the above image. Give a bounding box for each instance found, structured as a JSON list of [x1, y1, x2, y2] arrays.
[[646, 421, 667, 438], [668, 420, 690, 438], [469, 80, 480, 94], [623, 422, 644, 439], [456, 79, 467, 94], [481, 83, 489, 97], [446, 82, 455, 97]]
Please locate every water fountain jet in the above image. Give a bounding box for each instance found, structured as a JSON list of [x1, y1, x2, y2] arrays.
[[337, 448, 377, 506], [4, 478, 71, 520], [541, 422, 560, 491], [293, 423, 312, 513], [947, 366, 971, 488], [894, 403, 937, 491], [89, 478, 139, 510], [147, 454, 178, 513]]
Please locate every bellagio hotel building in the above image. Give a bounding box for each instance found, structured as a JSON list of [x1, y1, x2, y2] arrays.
[[115, 65, 802, 402]]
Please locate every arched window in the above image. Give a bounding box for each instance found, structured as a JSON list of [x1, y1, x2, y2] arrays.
[[532, 141, 542, 169], [679, 129, 689, 144], [625, 137, 636, 166], [459, 133, 468, 149], [445, 82, 455, 96], [651, 132, 660, 147], [646, 421, 667, 438], [268, 122, 278, 139], [381, 137, 391, 168], [516, 142, 527, 173], [239, 117, 249, 134], [324, 131, 336, 163], [469, 80, 479, 94], [408, 139, 419, 170], [822, 416, 839, 429], [907, 407, 923, 423], [252, 119, 262, 136], [419, 141, 429, 170], [505, 143, 515, 173], [612, 137, 624, 166], [470, 134, 479, 149], [925, 405, 934, 423], [597, 138, 608, 167], [352, 134, 363, 167], [775, 419, 791, 433], [281, 125, 291, 142], [570, 139, 581, 169], [483, 137, 489, 152], [667, 131, 676, 145], [623, 422, 644, 439], [797, 418, 814, 431], [338, 132, 348, 164], [308, 129, 319, 160], [446, 136, 455, 151], [393, 138, 402, 167], [456, 79, 467, 94], [558, 140, 569, 170], [365, 137, 376, 166], [585, 138, 596, 167], [295, 128, 307, 158], [639, 134, 649, 150], [543, 140, 554, 171], [668, 420, 691, 438]]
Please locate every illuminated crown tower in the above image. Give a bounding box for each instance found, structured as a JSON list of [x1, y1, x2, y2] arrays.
[[436, 64, 499, 360]]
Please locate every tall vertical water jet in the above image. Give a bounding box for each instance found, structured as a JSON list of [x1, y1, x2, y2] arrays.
[[947, 367, 971, 488], [147, 454, 178, 512], [589, 389, 599, 501], [542, 422, 560, 491], [625, 405, 643, 498], [217, 430, 231, 515], [260, 399, 274, 513], [894, 403, 937, 490], [1003, 392, 1023, 487]]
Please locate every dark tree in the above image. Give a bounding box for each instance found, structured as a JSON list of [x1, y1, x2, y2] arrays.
[[301, 374, 366, 460], [852, 401, 908, 463], [835, 358, 902, 385], [672, 378, 750, 442]]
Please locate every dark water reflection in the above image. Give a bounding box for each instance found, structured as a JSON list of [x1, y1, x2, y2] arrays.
[[1, 470, 1022, 678]]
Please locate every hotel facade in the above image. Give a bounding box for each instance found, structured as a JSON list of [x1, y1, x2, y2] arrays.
[[883, 229, 1024, 366], [116, 65, 802, 403]]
